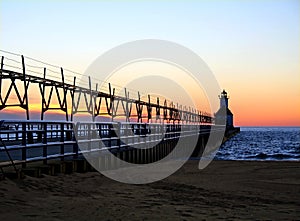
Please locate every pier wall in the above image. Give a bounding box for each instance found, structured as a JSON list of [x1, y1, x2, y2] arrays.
[[0, 120, 229, 173]]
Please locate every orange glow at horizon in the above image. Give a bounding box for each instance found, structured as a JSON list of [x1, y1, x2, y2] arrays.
[[2, 97, 300, 127], [223, 85, 300, 127], [1, 61, 299, 126]]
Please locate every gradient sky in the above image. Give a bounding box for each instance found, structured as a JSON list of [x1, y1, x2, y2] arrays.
[[0, 0, 299, 126]]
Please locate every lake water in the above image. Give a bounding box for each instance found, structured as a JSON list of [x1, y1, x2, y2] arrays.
[[215, 127, 300, 161]]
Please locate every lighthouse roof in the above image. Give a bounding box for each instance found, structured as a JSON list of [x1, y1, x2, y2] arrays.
[[222, 89, 227, 95]]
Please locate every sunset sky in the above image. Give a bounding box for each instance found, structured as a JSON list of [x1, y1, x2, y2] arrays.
[[0, 0, 299, 126]]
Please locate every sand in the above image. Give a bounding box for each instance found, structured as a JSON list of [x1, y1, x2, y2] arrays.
[[0, 160, 299, 220]]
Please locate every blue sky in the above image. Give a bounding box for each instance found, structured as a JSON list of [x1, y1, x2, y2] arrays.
[[0, 0, 299, 125], [1, 1, 298, 73]]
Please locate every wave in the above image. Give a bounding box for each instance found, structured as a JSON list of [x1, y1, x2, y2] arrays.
[[246, 153, 299, 160]]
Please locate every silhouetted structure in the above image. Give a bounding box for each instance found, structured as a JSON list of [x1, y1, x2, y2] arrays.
[[0, 50, 239, 174], [0, 50, 213, 124], [215, 90, 234, 128]]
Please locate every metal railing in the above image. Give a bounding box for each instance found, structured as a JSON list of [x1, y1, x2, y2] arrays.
[[0, 120, 220, 168]]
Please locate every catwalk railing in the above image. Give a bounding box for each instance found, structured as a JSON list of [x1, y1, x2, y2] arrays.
[[0, 50, 213, 124], [0, 120, 222, 168], [0, 50, 219, 170]]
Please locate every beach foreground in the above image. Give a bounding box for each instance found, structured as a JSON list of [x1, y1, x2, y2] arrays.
[[0, 160, 299, 220]]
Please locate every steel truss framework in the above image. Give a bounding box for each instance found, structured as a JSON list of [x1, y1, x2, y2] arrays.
[[0, 54, 213, 124]]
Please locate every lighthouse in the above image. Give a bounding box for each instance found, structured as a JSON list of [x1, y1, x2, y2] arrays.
[[215, 90, 234, 128], [219, 90, 229, 108]]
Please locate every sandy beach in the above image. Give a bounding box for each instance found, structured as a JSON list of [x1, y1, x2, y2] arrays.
[[0, 160, 299, 220]]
